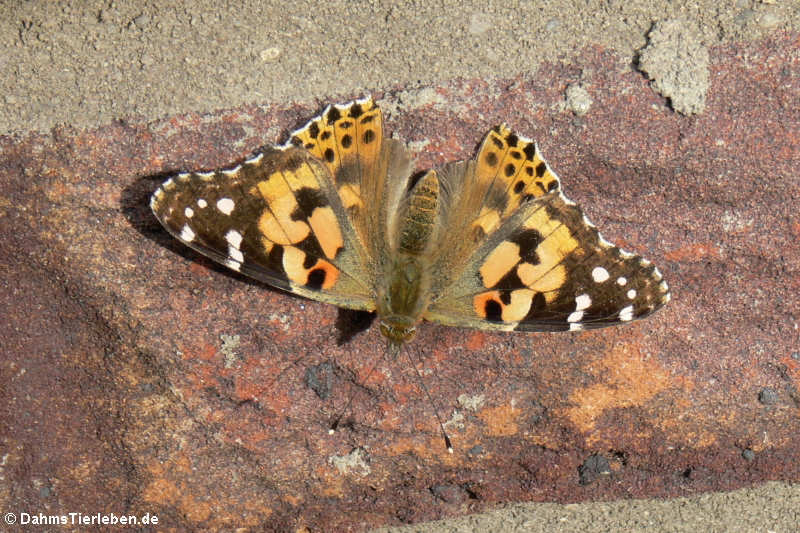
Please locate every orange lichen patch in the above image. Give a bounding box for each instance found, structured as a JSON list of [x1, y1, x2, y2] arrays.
[[144, 456, 270, 526], [387, 380, 420, 405], [477, 403, 520, 437], [385, 436, 460, 464], [314, 465, 346, 498], [142, 476, 212, 522], [664, 242, 723, 262], [779, 353, 800, 383], [192, 342, 218, 361], [561, 342, 679, 440], [466, 331, 487, 351], [791, 221, 800, 239], [67, 457, 97, 484], [188, 261, 212, 277], [282, 493, 303, 506]]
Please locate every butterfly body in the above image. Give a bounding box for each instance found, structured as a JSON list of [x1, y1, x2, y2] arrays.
[[151, 96, 669, 346]]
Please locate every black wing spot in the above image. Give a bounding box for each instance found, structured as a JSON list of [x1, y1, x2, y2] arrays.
[[506, 133, 518, 147], [508, 229, 542, 264], [302, 253, 317, 270], [341, 134, 352, 149], [523, 143, 536, 160], [320, 131, 332, 141], [339, 120, 353, 129], [535, 162, 547, 177], [491, 135, 504, 149], [493, 268, 525, 292], [327, 106, 341, 123], [308, 122, 320, 139], [529, 292, 547, 315], [349, 104, 363, 118], [363, 129, 375, 144], [306, 268, 327, 290], [547, 180, 559, 191], [485, 152, 498, 166], [304, 143, 315, 150], [510, 150, 522, 159], [294, 187, 329, 215], [484, 299, 503, 321], [504, 163, 516, 177], [360, 114, 375, 124], [513, 180, 526, 194], [324, 148, 335, 163]]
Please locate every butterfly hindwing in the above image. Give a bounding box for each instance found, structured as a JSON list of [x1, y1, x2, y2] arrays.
[[151, 146, 376, 310]]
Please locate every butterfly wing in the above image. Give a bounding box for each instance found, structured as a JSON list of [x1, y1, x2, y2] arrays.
[[151, 145, 378, 310], [286, 97, 413, 271], [425, 127, 670, 332]]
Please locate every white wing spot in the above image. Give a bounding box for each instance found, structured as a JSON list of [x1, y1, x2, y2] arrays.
[[224, 258, 241, 271], [616, 276, 627, 286], [197, 171, 214, 179], [575, 293, 591, 310], [592, 266, 609, 283], [225, 229, 243, 249], [184, 207, 194, 218], [197, 198, 208, 208], [229, 247, 244, 263], [217, 198, 235, 215], [619, 305, 634, 321], [569, 323, 584, 331], [567, 311, 584, 323], [627, 289, 637, 299], [180, 225, 195, 242]]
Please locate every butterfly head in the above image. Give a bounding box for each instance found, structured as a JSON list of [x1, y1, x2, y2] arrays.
[[379, 316, 417, 346]]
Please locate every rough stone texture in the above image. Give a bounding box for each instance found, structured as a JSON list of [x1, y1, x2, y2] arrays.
[[638, 19, 711, 115], [1, 34, 799, 532]]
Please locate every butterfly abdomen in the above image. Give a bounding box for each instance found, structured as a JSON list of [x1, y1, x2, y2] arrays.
[[398, 170, 440, 255]]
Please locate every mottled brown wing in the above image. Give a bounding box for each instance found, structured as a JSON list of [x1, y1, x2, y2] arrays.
[[425, 127, 670, 332], [151, 146, 376, 310]]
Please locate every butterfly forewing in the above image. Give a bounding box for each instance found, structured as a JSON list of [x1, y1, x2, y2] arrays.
[[151, 146, 376, 310]]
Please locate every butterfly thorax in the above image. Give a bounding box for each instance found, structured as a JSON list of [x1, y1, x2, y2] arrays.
[[377, 170, 442, 345]]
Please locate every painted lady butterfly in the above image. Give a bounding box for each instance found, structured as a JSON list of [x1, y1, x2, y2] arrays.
[[152, 96, 669, 350]]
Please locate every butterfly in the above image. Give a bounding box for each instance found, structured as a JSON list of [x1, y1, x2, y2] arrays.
[[151, 96, 669, 348]]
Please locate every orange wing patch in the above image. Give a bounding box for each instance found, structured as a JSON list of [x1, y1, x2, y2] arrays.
[[471, 124, 561, 237], [474, 203, 579, 322], [288, 97, 383, 211]]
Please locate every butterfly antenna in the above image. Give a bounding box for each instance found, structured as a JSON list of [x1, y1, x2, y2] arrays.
[[400, 343, 453, 454], [328, 352, 381, 435]]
